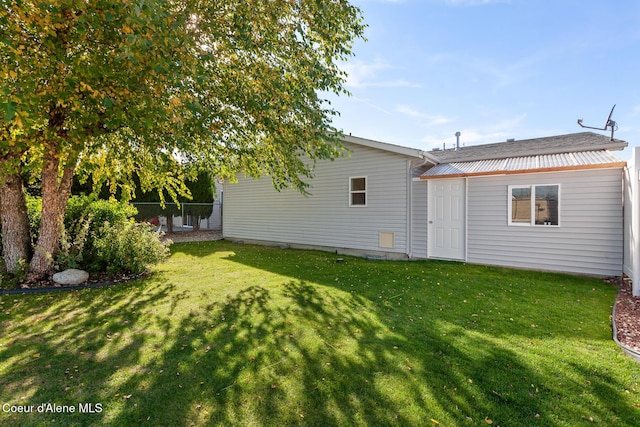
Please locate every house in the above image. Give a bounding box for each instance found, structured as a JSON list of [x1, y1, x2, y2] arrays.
[[419, 132, 627, 277], [223, 135, 428, 259], [223, 132, 628, 277]]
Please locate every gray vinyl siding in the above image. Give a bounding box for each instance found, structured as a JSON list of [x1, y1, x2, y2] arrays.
[[466, 168, 624, 276], [223, 142, 413, 255], [411, 180, 428, 258]]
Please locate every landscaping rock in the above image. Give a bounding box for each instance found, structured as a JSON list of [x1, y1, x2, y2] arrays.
[[52, 269, 90, 286]]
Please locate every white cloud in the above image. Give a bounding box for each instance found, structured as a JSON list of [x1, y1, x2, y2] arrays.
[[420, 113, 528, 149], [368, 80, 423, 88], [355, 0, 406, 3], [342, 58, 422, 89], [395, 104, 455, 126], [352, 97, 394, 115], [467, 55, 543, 88], [628, 105, 640, 117], [341, 58, 387, 88], [489, 113, 528, 132], [444, 0, 511, 5]]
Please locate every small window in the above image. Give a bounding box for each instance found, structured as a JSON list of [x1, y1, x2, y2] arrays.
[[509, 185, 559, 226], [510, 187, 532, 224], [350, 177, 367, 207]]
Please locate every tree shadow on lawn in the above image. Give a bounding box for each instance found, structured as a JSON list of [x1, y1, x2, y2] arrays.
[[167, 240, 242, 258], [217, 241, 616, 342], [0, 278, 558, 426], [0, 242, 638, 426], [219, 244, 640, 426], [0, 275, 189, 426]]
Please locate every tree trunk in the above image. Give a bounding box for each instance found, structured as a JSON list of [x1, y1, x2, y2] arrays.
[[0, 171, 32, 273], [28, 148, 76, 279], [166, 215, 174, 233], [192, 216, 201, 232]]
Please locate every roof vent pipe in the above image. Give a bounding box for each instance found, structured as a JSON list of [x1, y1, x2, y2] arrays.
[[455, 131, 461, 151]]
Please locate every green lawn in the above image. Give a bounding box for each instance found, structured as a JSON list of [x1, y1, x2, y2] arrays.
[[1, 241, 639, 426]]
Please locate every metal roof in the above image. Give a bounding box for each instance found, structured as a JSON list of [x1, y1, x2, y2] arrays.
[[420, 150, 626, 179]]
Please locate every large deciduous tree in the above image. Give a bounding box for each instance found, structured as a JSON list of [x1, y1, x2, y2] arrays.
[[0, 0, 365, 278]]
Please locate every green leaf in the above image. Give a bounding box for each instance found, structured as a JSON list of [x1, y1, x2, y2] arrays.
[[4, 101, 16, 122]]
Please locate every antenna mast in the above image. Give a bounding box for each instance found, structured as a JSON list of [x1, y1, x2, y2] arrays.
[[577, 104, 618, 141]]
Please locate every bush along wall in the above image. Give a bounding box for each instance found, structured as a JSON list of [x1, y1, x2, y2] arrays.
[[1, 194, 170, 287], [57, 195, 170, 274]]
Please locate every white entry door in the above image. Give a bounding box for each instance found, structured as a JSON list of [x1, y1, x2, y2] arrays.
[[428, 178, 466, 261]]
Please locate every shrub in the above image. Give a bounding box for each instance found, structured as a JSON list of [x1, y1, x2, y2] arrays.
[[57, 213, 93, 270], [91, 221, 170, 274], [56, 195, 145, 272], [25, 195, 42, 245], [65, 194, 137, 235], [2, 193, 168, 276], [0, 257, 28, 289], [16, 193, 137, 233]]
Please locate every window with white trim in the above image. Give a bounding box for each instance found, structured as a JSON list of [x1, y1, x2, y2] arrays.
[[349, 177, 367, 207], [508, 184, 559, 226]]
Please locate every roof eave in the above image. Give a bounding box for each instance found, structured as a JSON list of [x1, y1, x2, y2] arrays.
[[341, 134, 424, 158], [419, 161, 627, 180]]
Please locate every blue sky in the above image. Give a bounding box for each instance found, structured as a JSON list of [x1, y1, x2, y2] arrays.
[[328, 0, 640, 159]]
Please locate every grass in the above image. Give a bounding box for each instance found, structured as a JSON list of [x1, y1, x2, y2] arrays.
[[0, 240, 639, 426]]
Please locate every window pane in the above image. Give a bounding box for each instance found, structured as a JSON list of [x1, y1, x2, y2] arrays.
[[351, 192, 366, 206], [351, 177, 366, 191], [535, 185, 559, 225], [511, 188, 531, 223]]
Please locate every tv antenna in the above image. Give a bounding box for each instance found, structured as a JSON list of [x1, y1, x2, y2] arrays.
[[577, 104, 618, 141]]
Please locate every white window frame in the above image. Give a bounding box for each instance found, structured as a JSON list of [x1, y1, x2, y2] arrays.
[[508, 184, 560, 227], [349, 176, 367, 207]]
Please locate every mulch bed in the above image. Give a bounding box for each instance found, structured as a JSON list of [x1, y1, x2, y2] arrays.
[[610, 276, 640, 355], [0, 272, 144, 294]]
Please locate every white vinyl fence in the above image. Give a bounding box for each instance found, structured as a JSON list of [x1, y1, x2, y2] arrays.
[[624, 146, 640, 296]]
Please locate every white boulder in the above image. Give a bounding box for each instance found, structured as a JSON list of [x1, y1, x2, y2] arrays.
[[52, 268, 89, 286]]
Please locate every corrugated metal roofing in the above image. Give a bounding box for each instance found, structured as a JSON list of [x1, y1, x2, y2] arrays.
[[421, 150, 625, 179]]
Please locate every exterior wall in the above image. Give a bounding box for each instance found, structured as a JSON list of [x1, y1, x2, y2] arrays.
[[410, 180, 428, 258], [223, 142, 414, 257], [624, 148, 640, 295], [466, 167, 624, 277]]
